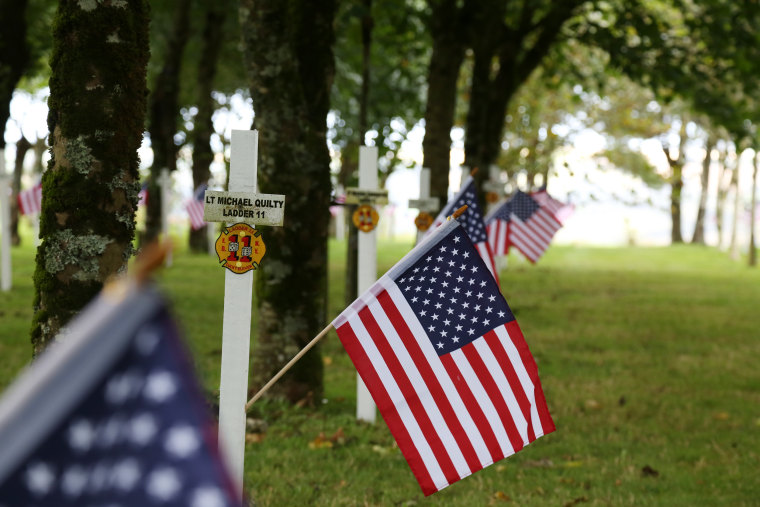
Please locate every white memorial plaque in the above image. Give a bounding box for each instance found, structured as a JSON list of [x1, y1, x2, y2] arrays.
[[344, 187, 388, 205], [203, 190, 286, 226]]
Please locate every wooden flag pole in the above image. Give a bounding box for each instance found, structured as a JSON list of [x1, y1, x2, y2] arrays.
[[245, 323, 334, 411]]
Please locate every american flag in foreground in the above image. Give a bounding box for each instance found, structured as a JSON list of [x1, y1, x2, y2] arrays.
[[186, 183, 208, 230], [424, 175, 500, 285], [0, 283, 241, 506], [486, 191, 562, 264], [334, 218, 554, 495], [485, 200, 512, 257], [17, 182, 42, 215]]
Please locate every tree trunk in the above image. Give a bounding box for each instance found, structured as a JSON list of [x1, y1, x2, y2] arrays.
[[691, 134, 714, 244], [189, 4, 227, 253], [715, 147, 733, 248], [0, 0, 29, 153], [463, 2, 581, 205], [749, 151, 758, 266], [144, 0, 192, 243], [729, 155, 741, 260], [10, 136, 31, 246], [240, 0, 336, 403], [665, 122, 687, 244], [422, 0, 470, 208], [31, 0, 149, 355]]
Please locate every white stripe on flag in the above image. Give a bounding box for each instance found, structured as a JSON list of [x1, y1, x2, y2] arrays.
[[448, 348, 515, 458], [493, 326, 545, 439], [471, 338, 529, 444], [475, 241, 498, 283], [344, 310, 449, 491], [387, 283, 494, 468]]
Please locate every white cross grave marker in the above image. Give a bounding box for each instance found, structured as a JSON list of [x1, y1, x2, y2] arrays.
[[345, 146, 389, 423], [408, 167, 440, 245], [205, 130, 286, 500], [158, 169, 173, 267], [0, 158, 11, 292]]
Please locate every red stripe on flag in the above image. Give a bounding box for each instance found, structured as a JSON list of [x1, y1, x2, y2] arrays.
[[461, 343, 524, 453], [335, 322, 438, 495], [439, 354, 505, 465], [357, 306, 462, 487], [377, 291, 483, 475], [505, 321, 555, 434], [483, 329, 536, 442], [475, 241, 499, 286]]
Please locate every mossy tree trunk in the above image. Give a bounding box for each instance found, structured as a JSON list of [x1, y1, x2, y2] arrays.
[[189, 3, 226, 253], [240, 0, 336, 403], [0, 0, 30, 152], [144, 0, 191, 243], [31, 0, 149, 355]]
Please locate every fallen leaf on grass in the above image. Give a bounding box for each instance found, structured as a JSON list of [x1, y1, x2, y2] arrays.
[[522, 458, 555, 468], [245, 433, 265, 444], [492, 491, 511, 502], [713, 412, 730, 421], [323, 356, 333, 366], [563, 496, 588, 507], [562, 460, 584, 468], [584, 399, 601, 410], [641, 465, 659, 478], [308, 432, 333, 450]]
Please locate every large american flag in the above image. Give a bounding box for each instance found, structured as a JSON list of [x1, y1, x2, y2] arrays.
[[334, 219, 554, 495], [0, 284, 241, 506], [424, 175, 499, 285], [186, 183, 208, 230], [17, 182, 42, 216], [487, 191, 562, 264]]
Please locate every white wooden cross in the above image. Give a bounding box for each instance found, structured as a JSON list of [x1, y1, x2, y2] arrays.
[[158, 168, 173, 267], [408, 167, 440, 244], [345, 146, 390, 423], [205, 129, 286, 500], [482, 164, 506, 214], [0, 155, 11, 292]]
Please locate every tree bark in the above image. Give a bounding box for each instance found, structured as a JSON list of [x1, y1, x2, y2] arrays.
[[715, 146, 733, 248], [691, 134, 714, 244], [463, 2, 582, 203], [749, 152, 758, 266], [664, 122, 687, 244], [31, 0, 149, 355], [729, 154, 741, 260], [10, 136, 31, 246], [0, 0, 29, 152], [189, 4, 227, 253], [144, 0, 191, 243], [422, 0, 471, 207], [240, 0, 336, 403]]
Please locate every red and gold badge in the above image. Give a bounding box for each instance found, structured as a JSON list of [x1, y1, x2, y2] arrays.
[[414, 212, 434, 232], [485, 191, 500, 203], [352, 204, 379, 232], [215, 223, 266, 274]]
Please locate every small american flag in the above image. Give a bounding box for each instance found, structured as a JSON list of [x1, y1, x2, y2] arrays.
[[0, 284, 242, 506], [185, 184, 208, 231], [531, 188, 573, 224], [138, 182, 149, 208], [334, 219, 554, 495], [424, 176, 500, 285], [504, 191, 561, 264], [17, 182, 42, 216], [485, 200, 512, 257]]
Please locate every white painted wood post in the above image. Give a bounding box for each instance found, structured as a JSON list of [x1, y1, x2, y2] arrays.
[[416, 168, 432, 244], [334, 184, 345, 241], [356, 146, 378, 423], [158, 169, 172, 267], [217, 129, 258, 499], [207, 221, 216, 257], [0, 164, 11, 292]]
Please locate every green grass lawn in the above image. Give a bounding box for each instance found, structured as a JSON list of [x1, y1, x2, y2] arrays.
[[1, 234, 759, 505]]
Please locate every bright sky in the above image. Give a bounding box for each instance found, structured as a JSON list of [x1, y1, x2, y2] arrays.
[[4, 89, 757, 249]]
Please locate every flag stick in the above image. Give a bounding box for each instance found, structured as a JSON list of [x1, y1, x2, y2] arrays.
[[245, 322, 334, 411]]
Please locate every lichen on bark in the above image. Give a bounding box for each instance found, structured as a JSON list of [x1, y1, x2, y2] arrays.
[[30, 0, 149, 354]]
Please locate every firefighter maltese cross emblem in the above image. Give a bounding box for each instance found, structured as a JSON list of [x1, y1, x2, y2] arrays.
[[215, 223, 266, 274]]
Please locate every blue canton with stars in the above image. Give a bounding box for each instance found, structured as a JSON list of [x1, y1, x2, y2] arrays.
[[441, 179, 488, 243], [394, 225, 515, 356], [488, 199, 512, 223], [509, 191, 540, 221]]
